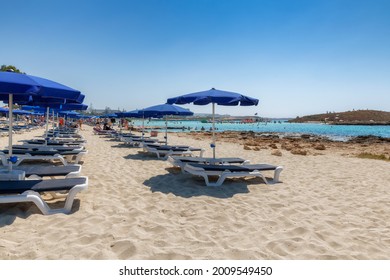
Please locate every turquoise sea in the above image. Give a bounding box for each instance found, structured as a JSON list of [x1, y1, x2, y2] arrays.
[[132, 120, 390, 140]]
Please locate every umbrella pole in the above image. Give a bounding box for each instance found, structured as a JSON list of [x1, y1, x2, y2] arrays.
[[142, 114, 145, 140], [212, 102, 216, 159], [52, 110, 55, 131], [8, 94, 13, 172], [45, 107, 50, 144], [165, 115, 168, 145]]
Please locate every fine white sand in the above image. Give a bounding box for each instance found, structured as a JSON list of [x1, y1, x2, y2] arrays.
[[1, 125, 390, 259]]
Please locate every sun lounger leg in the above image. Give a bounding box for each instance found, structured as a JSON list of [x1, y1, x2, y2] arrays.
[[163, 153, 171, 160], [203, 172, 233, 187], [1, 191, 67, 215], [273, 166, 283, 182], [211, 174, 227, 187], [62, 185, 86, 213], [59, 156, 68, 166], [65, 155, 73, 162], [208, 172, 268, 187], [201, 174, 215, 187], [0, 155, 8, 166], [74, 152, 87, 164], [258, 173, 268, 184], [24, 191, 54, 215]]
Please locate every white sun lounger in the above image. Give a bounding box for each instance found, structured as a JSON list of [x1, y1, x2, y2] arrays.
[[120, 136, 159, 147], [143, 144, 204, 159], [0, 176, 88, 215], [23, 138, 86, 145], [0, 149, 88, 166], [168, 156, 251, 173], [183, 163, 283, 187], [10, 144, 85, 152], [0, 153, 68, 166], [0, 164, 82, 179]]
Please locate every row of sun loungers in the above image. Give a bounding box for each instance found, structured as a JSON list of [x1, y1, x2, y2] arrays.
[[121, 136, 161, 147], [142, 143, 205, 159], [22, 138, 86, 145], [93, 127, 117, 136], [0, 127, 89, 215], [0, 122, 43, 136], [0, 144, 87, 166], [99, 128, 284, 187]]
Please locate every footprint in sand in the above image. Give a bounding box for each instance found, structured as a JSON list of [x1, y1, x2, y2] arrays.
[[110, 240, 137, 259]]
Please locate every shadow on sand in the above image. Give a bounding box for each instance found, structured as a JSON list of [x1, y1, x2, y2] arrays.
[[111, 143, 139, 149], [142, 167, 262, 198], [0, 199, 81, 227], [123, 152, 160, 161]]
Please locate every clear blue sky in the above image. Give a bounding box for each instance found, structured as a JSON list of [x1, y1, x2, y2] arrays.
[[1, 0, 389, 117]]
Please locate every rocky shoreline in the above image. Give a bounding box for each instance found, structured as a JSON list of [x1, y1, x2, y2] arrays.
[[330, 122, 390, 125], [179, 131, 390, 160]]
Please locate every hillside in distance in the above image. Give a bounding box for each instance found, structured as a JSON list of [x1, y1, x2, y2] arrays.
[[289, 110, 390, 125]]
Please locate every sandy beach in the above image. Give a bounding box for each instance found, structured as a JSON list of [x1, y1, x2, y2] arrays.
[[1, 125, 390, 260]]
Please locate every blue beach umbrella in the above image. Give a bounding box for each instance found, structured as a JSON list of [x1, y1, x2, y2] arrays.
[[100, 113, 118, 118], [140, 104, 193, 116], [22, 106, 58, 114], [29, 100, 85, 134], [13, 109, 32, 115], [20, 105, 41, 111], [14, 95, 85, 107], [0, 71, 82, 172], [0, 72, 80, 100], [119, 110, 161, 138], [30, 102, 88, 111], [8, 109, 32, 125], [0, 107, 9, 113], [114, 112, 126, 118], [119, 110, 146, 136], [58, 111, 80, 118], [18, 101, 86, 140], [167, 88, 259, 158], [139, 104, 193, 144], [0, 107, 32, 116], [0, 72, 40, 172], [74, 114, 91, 119], [119, 110, 143, 118]]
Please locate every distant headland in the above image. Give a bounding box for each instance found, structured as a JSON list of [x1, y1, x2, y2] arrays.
[[288, 110, 390, 125]]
